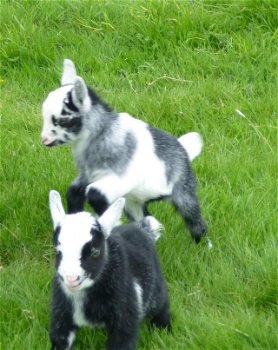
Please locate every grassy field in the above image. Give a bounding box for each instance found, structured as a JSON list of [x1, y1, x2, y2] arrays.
[[0, 0, 277, 349]]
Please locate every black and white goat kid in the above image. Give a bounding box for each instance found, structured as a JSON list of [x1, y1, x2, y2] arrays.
[[42, 59, 207, 243], [48, 190, 171, 350]]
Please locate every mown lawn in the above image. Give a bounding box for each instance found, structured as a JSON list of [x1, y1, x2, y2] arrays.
[[0, 1, 277, 349]]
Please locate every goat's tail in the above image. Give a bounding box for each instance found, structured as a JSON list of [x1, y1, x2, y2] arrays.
[[139, 216, 164, 242], [178, 132, 203, 161]]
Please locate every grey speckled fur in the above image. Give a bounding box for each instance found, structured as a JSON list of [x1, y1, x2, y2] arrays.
[[148, 125, 192, 183]]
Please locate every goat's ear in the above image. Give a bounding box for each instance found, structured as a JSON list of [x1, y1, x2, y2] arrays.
[[49, 190, 66, 229], [72, 76, 88, 106], [61, 59, 77, 86], [98, 198, 125, 238]]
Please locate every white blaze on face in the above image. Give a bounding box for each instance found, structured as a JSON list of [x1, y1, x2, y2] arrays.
[[57, 212, 97, 291], [49, 191, 126, 293], [41, 85, 73, 145]]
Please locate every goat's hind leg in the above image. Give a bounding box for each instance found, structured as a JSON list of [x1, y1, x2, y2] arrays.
[[150, 301, 171, 332], [172, 183, 207, 243], [106, 318, 139, 350]]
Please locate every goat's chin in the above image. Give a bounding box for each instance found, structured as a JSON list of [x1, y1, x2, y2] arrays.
[[64, 281, 84, 293], [66, 284, 82, 292]]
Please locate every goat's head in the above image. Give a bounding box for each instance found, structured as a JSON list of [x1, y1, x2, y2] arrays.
[[41, 59, 90, 147], [49, 190, 125, 293]]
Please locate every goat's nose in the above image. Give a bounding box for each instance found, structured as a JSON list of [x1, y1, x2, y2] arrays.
[[66, 275, 80, 284], [42, 136, 49, 145]]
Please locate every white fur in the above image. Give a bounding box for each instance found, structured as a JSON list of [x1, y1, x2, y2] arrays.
[[61, 59, 76, 86], [49, 190, 65, 228], [85, 113, 173, 217], [72, 77, 91, 112], [134, 280, 144, 319], [98, 198, 125, 237], [206, 238, 213, 249], [41, 85, 74, 145], [143, 216, 163, 241], [57, 212, 96, 290], [118, 113, 173, 201], [178, 131, 203, 161], [67, 331, 76, 349], [71, 290, 90, 327], [178, 132, 203, 161]]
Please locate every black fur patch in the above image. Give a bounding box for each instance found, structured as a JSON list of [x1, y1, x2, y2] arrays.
[[58, 116, 82, 134], [55, 251, 62, 270], [81, 226, 106, 280], [52, 115, 58, 126], [66, 184, 86, 213], [64, 91, 79, 112], [90, 221, 102, 239], [87, 86, 112, 112], [61, 108, 72, 116], [87, 188, 108, 216], [63, 133, 70, 140]]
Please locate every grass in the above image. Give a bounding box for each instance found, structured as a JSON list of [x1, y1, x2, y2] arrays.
[[0, 0, 277, 349]]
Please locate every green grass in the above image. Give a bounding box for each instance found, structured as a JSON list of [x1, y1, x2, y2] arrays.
[[0, 0, 277, 349]]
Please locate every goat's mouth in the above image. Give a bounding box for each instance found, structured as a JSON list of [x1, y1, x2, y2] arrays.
[[44, 140, 65, 147], [57, 273, 87, 291], [65, 278, 87, 292]]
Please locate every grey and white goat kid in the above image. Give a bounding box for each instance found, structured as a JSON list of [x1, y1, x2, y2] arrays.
[[49, 190, 171, 350], [42, 59, 207, 243]]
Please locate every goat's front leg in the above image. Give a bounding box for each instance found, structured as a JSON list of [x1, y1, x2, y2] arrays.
[[106, 321, 139, 350], [86, 175, 133, 216], [50, 281, 77, 349], [50, 329, 76, 350], [66, 175, 87, 213]]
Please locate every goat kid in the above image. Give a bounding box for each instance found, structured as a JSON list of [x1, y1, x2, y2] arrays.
[[42, 59, 207, 243], [49, 190, 171, 350]]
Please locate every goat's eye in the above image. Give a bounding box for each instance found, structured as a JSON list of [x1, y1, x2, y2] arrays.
[[91, 247, 100, 258]]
